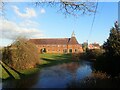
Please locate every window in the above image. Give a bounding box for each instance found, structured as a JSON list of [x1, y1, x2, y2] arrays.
[[75, 49, 77, 52], [69, 49, 72, 53], [63, 49, 67, 54]]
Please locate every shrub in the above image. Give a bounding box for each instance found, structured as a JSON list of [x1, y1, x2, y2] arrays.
[[2, 38, 40, 70], [94, 23, 120, 77], [94, 56, 120, 77], [79, 49, 104, 60], [86, 49, 104, 59]]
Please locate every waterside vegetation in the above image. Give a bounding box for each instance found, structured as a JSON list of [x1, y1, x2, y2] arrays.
[[1, 53, 79, 80]]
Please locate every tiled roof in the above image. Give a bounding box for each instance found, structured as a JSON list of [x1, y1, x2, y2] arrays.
[[68, 37, 79, 44], [92, 44, 100, 47], [29, 37, 79, 45]]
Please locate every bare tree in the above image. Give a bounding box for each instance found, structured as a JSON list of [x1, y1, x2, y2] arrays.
[[0, 0, 97, 17], [35, 1, 96, 16], [0, 1, 5, 16]]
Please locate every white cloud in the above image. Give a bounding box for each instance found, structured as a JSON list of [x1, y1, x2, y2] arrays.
[[0, 19, 44, 40], [19, 20, 40, 28], [12, 5, 37, 18], [40, 8, 46, 14]]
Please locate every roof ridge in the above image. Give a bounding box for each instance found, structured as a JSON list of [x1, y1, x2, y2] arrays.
[[29, 37, 79, 45], [30, 38, 69, 39]]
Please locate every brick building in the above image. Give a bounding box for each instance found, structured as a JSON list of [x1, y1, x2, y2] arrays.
[[29, 32, 83, 54], [88, 43, 100, 50]]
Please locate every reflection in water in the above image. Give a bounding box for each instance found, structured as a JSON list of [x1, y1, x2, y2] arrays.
[[2, 72, 40, 88], [2, 61, 92, 88]]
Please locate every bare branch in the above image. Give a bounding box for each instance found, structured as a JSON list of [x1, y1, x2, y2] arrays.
[[0, 1, 97, 17], [34, 1, 96, 16], [0, 1, 5, 16]]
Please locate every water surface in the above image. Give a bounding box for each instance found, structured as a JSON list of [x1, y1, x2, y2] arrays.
[[2, 61, 93, 88]]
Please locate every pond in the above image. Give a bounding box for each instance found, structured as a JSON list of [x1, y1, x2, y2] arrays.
[[2, 60, 93, 88], [2, 60, 119, 88]]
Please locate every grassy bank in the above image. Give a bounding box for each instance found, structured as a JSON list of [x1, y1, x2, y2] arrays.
[[1, 53, 77, 80], [1, 61, 39, 80], [39, 53, 77, 67]]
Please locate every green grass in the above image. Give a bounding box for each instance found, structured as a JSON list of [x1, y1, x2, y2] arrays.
[[39, 53, 79, 68], [1, 53, 78, 80], [1, 63, 20, 79], [1, 63, 40, 80]]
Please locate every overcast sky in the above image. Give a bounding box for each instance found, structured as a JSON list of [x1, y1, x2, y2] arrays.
[[0, 1, 118, 46]]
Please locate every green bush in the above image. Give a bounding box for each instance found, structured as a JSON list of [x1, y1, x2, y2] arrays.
[[79, 49, 104, 60], [86, 49, 104, 59], [2, 38, 40, 70], [94, 23, 120, 77]]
